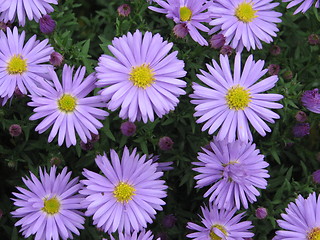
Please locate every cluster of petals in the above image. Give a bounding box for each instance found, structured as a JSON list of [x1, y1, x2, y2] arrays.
[[96, 30, 186, 123], [283, 0, 320, 14], [209, 0, 282, 51], [190, 53, 283, 143], [0, 27, 53, 105], [149, 0, 212, 45], [28, 64, 108, 147], [11, 166, 85, 240]]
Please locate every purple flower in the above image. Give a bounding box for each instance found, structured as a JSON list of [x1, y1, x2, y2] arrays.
[[117, 4, 131, 17], [193, 138, 269, 210], [39, 14, 56, 34], [292, 123, 310, 137], [255, 207, 268, 219], [270, 45, 281, 56], [80, 147, 167, 233], [268, 64, 280, 76], [107, 230, 160, 240], [96, 30, 186, 123], [187, 203, 254, 239], [149, 0, 212, 46], [274, 192, 320, 239], [312, 170, 320, 183], [28, 65, 109, 147], [11, 166, 85, 240], [190, 53, 283, 142], [209, 34, 226, 49], [9, 124, 22, 137], [0, 27, 54, 106], [295, 111, 307, 122], [158, 136, 174, 151], [283, 0, 320, 14], [0, 0, 58, 26], [162, 214, 177, 228], [120, 121, 136, 136], [301, 88, 320, 114], [210, 0, 282, 52], [173, 23, 188, 38], [50, 52, 64, 66], [220, 45, 233, 56]]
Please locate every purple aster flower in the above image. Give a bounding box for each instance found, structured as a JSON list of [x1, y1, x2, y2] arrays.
[[11, 166, 85, 240], [80, 147, 167, 233], [190, 53, 283, 142], [0, 27, 54, 105], [108, 230, 160, 240], [187, 203, 254, 239], [39, 14, 56, 34], [95, 30, 186, 123], [28, 65, 109, 147], [292, 122, 310, 137], [283, 0, 320, 14], [302, 88, 320, 114], [193, 138, 269, 210], [274, 192, 320, 239], [209, 0, 282, 52], [149, 0, 212, 46], [0, 0, 58, 26]]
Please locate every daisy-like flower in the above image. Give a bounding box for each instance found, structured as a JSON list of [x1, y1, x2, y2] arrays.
[[283, 0, 319, 14], [209, 0, 282, 52], [193, 138, 269, 210], [11, 166, 85, 240], [80, 147, 167, 233], [301, 88, 320, 114], [274, 192, 320, 239], [95, 30, 186, 123], [190, 53, 283, 143], [28, 64, 109, 147], [0, 27, 53, 106], [187, 203, 254, 239], [149, 0, 212, 46], [107, 230, 160, 240], [0, 0, 58, 26]]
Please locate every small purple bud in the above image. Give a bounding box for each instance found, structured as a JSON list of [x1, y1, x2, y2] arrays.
[[301, 89, 320, 114], [308, 34, 320, 45], [255, 207, 268, 219], [292, 123, 310, 138], [220, 45, 233, 56], [9, 124, 22, 137], [117, 4, 131, 17], [158, 136, 174, 151], [50, 157, 62, 166], [312, 170, 320, 183], [80, 141, 94, 151], [295, 111, 307, 122], [14, 86, 25, 98], [50, 52, 64, 67], [90, 133, 100, 143], [39, 15, 56, 34], [209, 34, 225, 49], [270, 45, 281, 56], [282, 70, 293, 80], [120, 121, 136, 136], [268, 64, 280, 76], [173, 23, 188, 38], [162, 214, 177, 228]]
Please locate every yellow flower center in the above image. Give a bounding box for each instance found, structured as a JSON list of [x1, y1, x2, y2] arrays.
[[180, 6, 192, 21], [225, 85, 251, 110], [209, 224, 227, 240], [113, 182, 136, 203], [308, 227, 320, 240], [129, 64, 155, 89], [58, 94, 77, 113], [42, 197, 60, 215], [7, 55, 27, 75], [235, 2, 258, 23]]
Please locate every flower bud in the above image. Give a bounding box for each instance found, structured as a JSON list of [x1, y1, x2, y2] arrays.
[[120, 121, 136, 136], [173, 23, 188, 38], [268, 64, 280, 76], [158, 136, 174, 151], [255, 207, 268, 219], [220, 45, 233, 56], [9, 124, 22, 137], [39, 15, 56, 34], [209, 34, 225, 49], [295, 111, 307, 122], [117, 4, 131, 17], [282, 70, 293, 80], [50, 52, 64, 67], [270, 45, 281, 56], [292, 123, 310, 138], [308, 34, 320, 45], [312, 169, 320, 183], [162, 214, 177, 228]]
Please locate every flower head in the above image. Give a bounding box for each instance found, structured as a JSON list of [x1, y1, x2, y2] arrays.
[[274, 192, 320, 239], [149, 0, 212, 45], [187, 203, 254, 239], [96, 30, 186, 123], [193, 138, 269, 210], [80, 147, 167, 233], [28, 64, 109, 147], [209, 0, 282, 52], [0, 27, 53, 105], [0, 0, 58, 26], [190, 53, 283, 142], [283, 0, 320, 14], [11, 166, 85, 240], [301, 88, 320, 114]]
